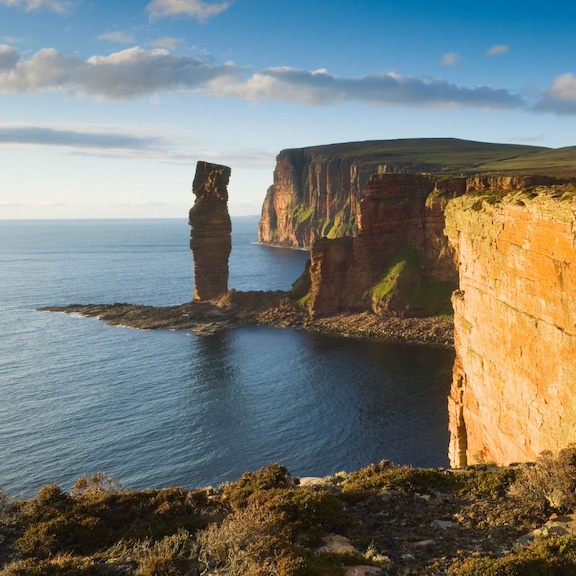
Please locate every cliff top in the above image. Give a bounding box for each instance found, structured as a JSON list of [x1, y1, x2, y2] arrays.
[[277, 138, 576, 178], [451, 183, 576, 222]]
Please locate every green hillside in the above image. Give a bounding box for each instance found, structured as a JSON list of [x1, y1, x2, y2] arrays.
[[476, 145, 576, 178], [292, 137, 549, 173]]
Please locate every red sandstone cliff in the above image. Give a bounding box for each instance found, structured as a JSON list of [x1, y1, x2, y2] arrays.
[[445, 184, 576, 467], [300, 174, 563, 320], [302, 174, 465, 317], [258, 139, 549, 249]]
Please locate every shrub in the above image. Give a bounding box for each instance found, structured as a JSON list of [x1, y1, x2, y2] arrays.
[[0, 555, 101, 576], [196, 503, 298, 576], [104, 530, 198, 576], [509, 447, 576, 512], [247, 488, 349, 545], [221, 464, 294, 509], [72, 473, 124, 497], [341, 461, 458, 494], [459, 467, 518, 499], [450, 536, 576, 575]]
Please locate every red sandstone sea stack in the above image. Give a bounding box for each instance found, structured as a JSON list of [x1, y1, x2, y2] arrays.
[[189, 161, 232, 302]]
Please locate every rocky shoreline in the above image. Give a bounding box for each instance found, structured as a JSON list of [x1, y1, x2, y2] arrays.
[[39, 290, 454, 348]]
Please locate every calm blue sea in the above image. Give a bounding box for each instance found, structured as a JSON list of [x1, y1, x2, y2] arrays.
[[0, 217, 454, 497]]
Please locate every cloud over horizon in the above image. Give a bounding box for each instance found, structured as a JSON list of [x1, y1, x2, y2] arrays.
[[5, 44, 576, 115], [0, 125, 167, 150], [0, 123, 277, 168]]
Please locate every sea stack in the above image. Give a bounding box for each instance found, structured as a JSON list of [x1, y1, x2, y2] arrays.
[[189, 161, 232, 302]]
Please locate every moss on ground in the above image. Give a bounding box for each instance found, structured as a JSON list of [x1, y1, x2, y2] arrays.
[[2, 457, 574, 575]]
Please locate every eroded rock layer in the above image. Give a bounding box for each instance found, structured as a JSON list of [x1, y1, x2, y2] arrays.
[[445, 185, 576, 467], [302, 174, 467, 317], [258, 139, 549, 248], [189, 161, 232, 302]]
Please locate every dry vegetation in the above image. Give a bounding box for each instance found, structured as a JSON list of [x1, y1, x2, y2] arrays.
[[2, 452, 576, 575]]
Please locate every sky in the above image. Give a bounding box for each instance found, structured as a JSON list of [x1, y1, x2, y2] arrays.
[[2, 0, 576, 219]]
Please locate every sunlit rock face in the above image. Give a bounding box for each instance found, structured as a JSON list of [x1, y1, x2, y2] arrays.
[[445, 184, 576, 467], [257, 148, 438, 249], [189, 161, 232, 302]]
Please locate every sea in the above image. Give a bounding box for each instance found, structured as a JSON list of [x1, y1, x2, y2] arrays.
[[0, 217, 455, 497]]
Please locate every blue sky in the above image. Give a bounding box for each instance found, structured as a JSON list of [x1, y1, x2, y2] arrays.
[[2, 0, 576, 218]]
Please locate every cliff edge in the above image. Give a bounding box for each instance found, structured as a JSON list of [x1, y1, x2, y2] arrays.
[[258, 138, 549, 249], [445, 184, 576, 467]]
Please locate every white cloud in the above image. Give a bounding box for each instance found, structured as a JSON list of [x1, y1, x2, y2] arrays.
[[97, 32, 135, 45], [0, 45, 21, 71], [0, 47, 78, 91], [0, 45, 529, 111], [78, 47, 236, 99], [146, 0, 231, 21], [487, 45, 509, 56], [441, 52, 461, 67], [0, 46, 237, 98], [0, 0, 76, 14], [2, 35, 26, 44], [150, 37, 184, 50], [209, 66, 525, 110], [536, 73, 576, 114]]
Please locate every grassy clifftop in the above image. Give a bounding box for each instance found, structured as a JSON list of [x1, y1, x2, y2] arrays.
[[282, 137, 550, 173]]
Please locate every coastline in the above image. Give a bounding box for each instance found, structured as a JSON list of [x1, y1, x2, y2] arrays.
[[39, 290, 454, 349]]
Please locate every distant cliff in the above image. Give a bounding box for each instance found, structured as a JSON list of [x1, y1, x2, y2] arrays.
[[258, 138, 549, 248], [445, 185, 576, 467]]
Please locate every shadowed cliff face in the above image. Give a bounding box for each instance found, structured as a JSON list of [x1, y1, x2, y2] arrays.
[[445, 184, 576, 467], [301, 174, 466, 318], [189, 161, 232, 302]]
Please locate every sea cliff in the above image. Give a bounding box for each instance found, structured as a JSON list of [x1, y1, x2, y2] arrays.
[[445, 185, 576, 467], [257, 139, 549, 249]]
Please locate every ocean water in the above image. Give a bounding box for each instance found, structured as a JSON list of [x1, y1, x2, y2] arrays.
[[0, 217, 454, 497]]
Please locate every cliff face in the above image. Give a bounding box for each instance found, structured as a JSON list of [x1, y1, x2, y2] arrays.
[[302, 174, 466, 317], [258, 139, 550, 249], [445, 185, 576, 467], [258, 149, 375, 248], [189, 161, 232, 302]]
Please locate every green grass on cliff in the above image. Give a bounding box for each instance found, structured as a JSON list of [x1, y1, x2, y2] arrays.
[[372, 247, 456, 317], [372, 248, 418, 301], [476, 145, 576, 178], [286, 138, 550, 174]]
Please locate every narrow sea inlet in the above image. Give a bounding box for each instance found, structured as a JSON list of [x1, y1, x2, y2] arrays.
[[0, 218, 453, 496]]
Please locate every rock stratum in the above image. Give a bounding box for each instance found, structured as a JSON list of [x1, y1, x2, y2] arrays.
[[445, 184, 576, 467], [189, 161, 232, 301], [296, 173, 561, 319], [257, 138, 552, 249]]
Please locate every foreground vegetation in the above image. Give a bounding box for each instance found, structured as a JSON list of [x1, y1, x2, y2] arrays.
[[2, 449, 576, 575]]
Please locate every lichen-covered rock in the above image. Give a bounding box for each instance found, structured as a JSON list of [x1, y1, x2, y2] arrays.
[[189, 161, 232, 302], [445, 185, 576, 467]]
